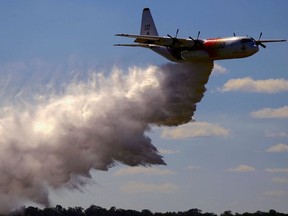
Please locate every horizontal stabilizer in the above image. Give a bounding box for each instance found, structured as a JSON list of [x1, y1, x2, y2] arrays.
[[115, 33, 162, 40]]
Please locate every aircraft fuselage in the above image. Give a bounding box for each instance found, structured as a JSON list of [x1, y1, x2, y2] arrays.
[[151, 36, 259, 62]]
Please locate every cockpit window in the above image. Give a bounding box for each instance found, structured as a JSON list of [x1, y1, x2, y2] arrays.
[[241, 38, 253, 43]]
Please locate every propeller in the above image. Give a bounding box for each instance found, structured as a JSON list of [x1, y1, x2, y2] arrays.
[[251, 32, 266, 48], [167, 29, 179, 46], [167, 29, 179, 39], [189, 31, 201, 46]]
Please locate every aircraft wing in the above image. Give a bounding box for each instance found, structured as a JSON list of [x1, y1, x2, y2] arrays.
[[259, 39, 287, 43], [115, 34, 195, 47], [114, 43, 161, 48]]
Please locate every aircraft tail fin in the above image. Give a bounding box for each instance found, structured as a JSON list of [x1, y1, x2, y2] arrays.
[[140, 8, 158, 36]]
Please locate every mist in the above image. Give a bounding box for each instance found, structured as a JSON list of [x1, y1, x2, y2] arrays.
[[0, 61, 213, 213]]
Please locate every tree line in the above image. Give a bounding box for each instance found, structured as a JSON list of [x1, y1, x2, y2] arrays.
[[2, 205, 287, 216]]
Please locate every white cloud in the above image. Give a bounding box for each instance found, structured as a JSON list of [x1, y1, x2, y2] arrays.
[[158, 148, 180, 155], [265, 131, 288, 138], [264, 168, 288, 173], [212, 63, 228, 75], [266, 144, 288, 153], [264, 190, 287, 197], [120, 182, 178, 194], [219, 77, 288, 93], [272, 177, 288, 184], [113, 167, 174, 176], [161, 122, 229, 139], [187, 165, 201, 171], [226, 165, 256, 172], [250, 106, 288, 119]]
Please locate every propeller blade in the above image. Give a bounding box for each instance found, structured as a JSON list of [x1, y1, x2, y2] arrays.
[[175, 29, 179, 38], [251, 37, 256, 43], [258, 32, 262, 41], [259, 43, 266, 48], [197, 31, 200, 40]]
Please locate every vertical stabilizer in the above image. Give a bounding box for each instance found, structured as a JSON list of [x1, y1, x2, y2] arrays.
[[140, 8, 158, 36]]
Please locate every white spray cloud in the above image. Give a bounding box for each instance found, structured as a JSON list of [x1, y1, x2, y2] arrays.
[[212, 63, 228, 75], [0, 61, 213, 213]]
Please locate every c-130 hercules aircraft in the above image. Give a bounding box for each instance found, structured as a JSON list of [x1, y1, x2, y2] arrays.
[[115, 8, 286, 62]]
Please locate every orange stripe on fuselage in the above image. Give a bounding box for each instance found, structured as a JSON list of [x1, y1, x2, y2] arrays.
[[203, 39, 226, 58], [204, 39, 226, 48]]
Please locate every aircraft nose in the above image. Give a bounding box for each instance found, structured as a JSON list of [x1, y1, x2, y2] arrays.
[[251, 44, 259, 53]]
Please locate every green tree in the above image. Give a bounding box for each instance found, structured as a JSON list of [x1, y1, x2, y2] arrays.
[[221, 211, 234, 216]]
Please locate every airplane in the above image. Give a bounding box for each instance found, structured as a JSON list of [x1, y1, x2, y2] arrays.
[[115, 8, 286, 62]]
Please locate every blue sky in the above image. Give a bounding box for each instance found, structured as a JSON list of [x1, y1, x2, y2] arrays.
[[0, 0, 288, 214]]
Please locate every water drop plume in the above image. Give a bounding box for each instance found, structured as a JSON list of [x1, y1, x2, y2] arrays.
[[0, 61, 213, 213]]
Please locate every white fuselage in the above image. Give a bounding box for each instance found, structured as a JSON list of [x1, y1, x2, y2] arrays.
[[151, 36, 259, 62]]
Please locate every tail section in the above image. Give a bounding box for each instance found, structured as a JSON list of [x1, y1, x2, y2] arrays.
[[140, 8, 158, 36]]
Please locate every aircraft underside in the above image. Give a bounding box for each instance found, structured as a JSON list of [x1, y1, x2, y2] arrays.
[[151, 46, 259, 62]]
